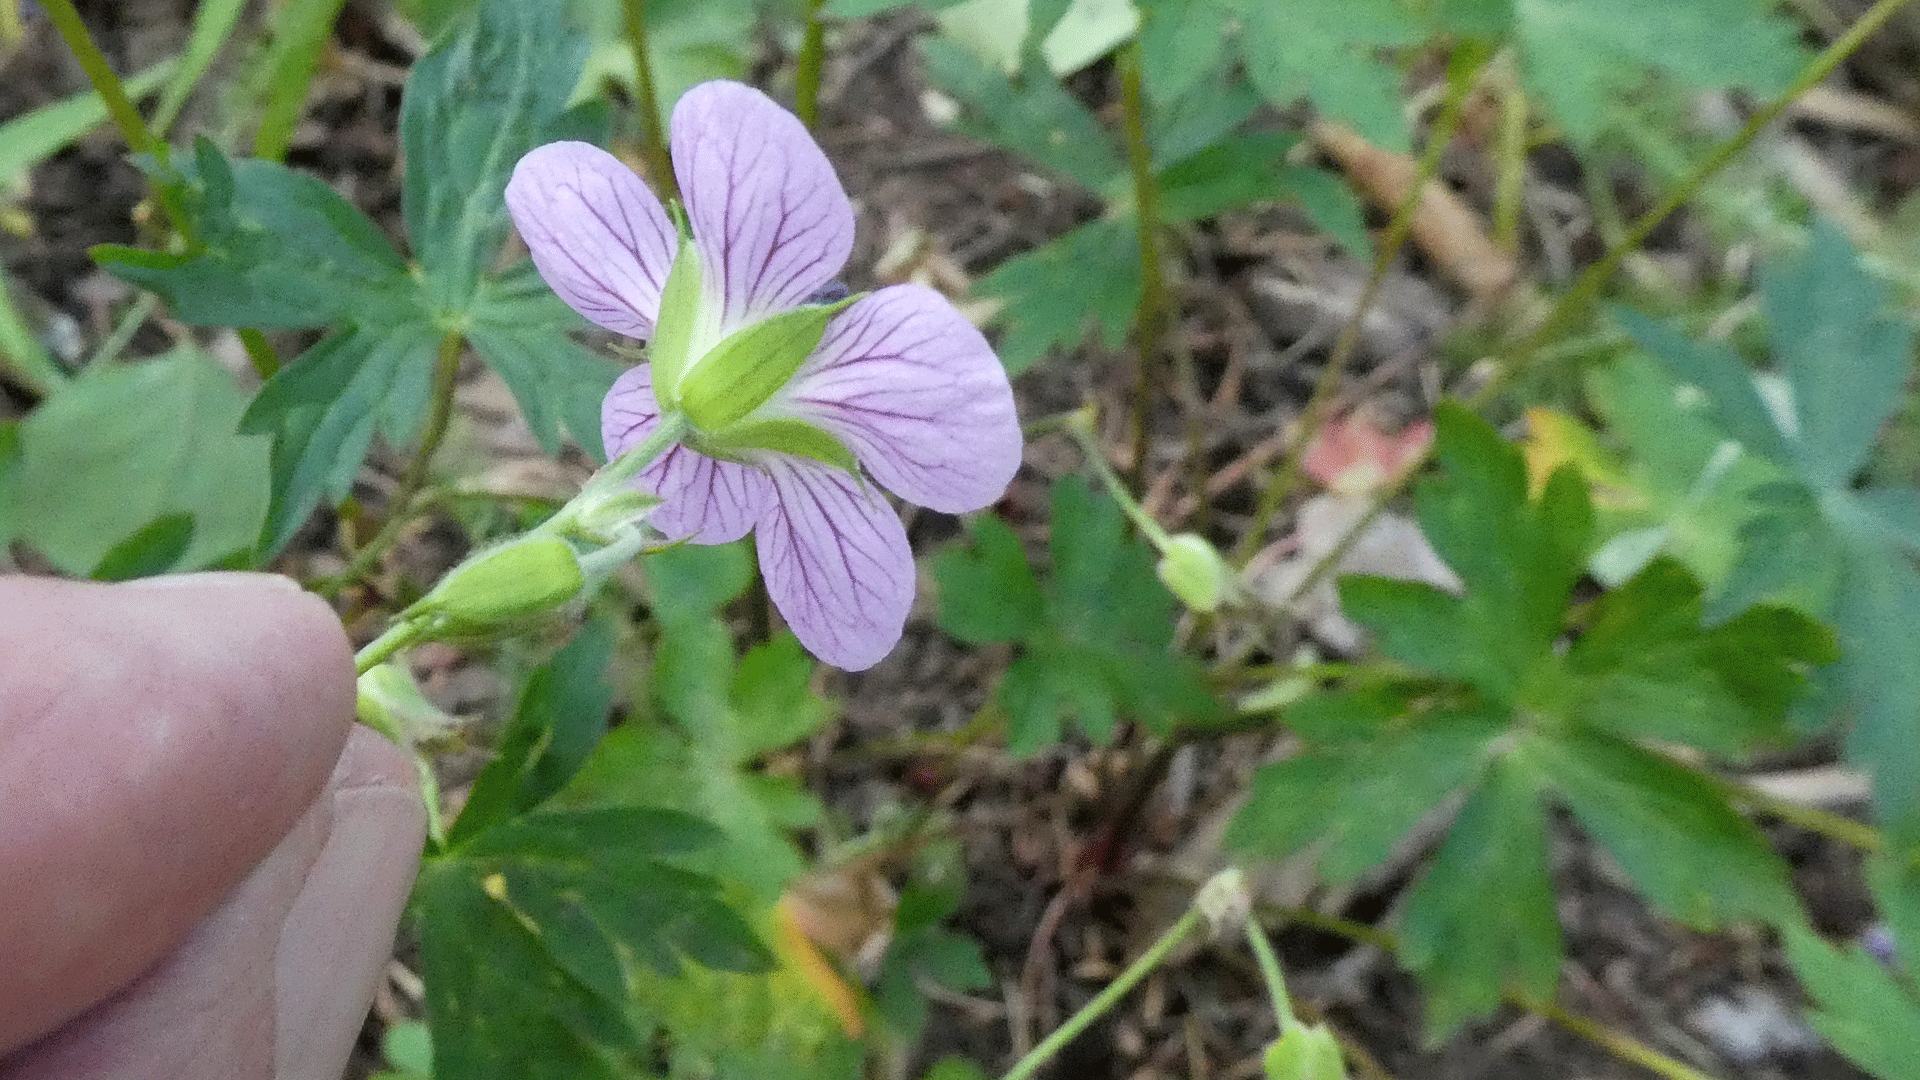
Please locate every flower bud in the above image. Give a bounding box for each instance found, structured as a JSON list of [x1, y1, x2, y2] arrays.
[[356, 661, 460, 748], [1157, 532, 1235, 613], [1262, 1023, 1348, 1080], [425, 536, 584, 626]]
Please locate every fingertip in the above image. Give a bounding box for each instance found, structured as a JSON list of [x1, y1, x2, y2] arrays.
[[0, 571, 355, 1051]]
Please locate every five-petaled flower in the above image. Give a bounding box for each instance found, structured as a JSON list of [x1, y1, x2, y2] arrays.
[[505, 81, 1021, 670]]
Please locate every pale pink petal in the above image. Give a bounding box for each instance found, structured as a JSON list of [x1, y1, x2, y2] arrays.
[[754, 459, 914, 671], [669, 82, 855, 335], [602, 366, 770, 543], [506, 142, 676, 339], [778, 285, 1021, 513]]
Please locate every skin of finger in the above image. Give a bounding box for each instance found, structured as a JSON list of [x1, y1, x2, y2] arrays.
[[0, 573, 354, 1053], [0, 727, 423, 1080]]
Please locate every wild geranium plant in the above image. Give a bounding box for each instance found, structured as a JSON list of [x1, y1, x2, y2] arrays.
[[21, 0, 1920, 1076], [505, 82, 1021, 669]]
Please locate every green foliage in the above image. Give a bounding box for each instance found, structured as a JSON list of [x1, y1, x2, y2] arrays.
[[9, 348, 269, 576], [1513, 0, 1804, 145], [566, 543, 831, 901], [872, 842, 992, 1046], [95, 0, 611, 554], [1620, 222, 1920, 847], [1229, 404, 1827, 1036], [973, 218, 1140, 376], [935, 478, 1222, 754], [1784, 926, 1920, 1079], [922, 35, 1368, 372], [1580, 353, 1788, 589], [417, 617, 770, 1080]]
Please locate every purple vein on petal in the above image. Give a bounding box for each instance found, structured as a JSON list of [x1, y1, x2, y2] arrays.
[[670, 82, 854, 334], [506, 141, 677, 339], [781, 285, 1021, 514], [602, 365, 768, 543], [755, 459, 913, 671]]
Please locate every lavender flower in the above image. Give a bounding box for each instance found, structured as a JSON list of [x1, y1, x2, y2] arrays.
[[505, 81, 1021, 670]]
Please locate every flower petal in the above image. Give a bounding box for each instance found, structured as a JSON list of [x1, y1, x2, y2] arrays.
[[603, 365, 770, 543], [670, 82, 855, 335], [780, 285, 1021, 513], [506, 141, 676, 339], [755, 459, 914, 671]]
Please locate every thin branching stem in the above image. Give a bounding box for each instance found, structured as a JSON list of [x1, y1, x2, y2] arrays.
[[317, 332, 467, 596], [1270, 907, 1727, 1080], [1233, 45, 1487, 563], [1260, 0, 1918, 615], [1478, 0, 1920, 399], [999, 909, 1203, 1080], [40, 0, 195, 248], [620, 0, 678, 204], [795, 0, 829, 129], [1119, 42, 1170, 495]]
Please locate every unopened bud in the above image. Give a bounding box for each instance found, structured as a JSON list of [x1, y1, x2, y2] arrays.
[[356, 661, 460, 747], [1262, 1023, 1347, 1080], [1157, 532, 1234, 613], [425, 536, 584, 625]]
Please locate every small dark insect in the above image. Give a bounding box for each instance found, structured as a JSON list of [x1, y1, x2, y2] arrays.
[[806, 280, 851, 304]]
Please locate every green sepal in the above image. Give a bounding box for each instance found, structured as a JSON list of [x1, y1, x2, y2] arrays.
[[694, 416, 859, 474], [679, 296, 859, 431], [649, 238, 704, 410]]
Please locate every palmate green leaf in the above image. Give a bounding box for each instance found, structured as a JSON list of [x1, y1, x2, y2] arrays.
[[416, 859, 634, 1080], [974, 217, 1140, 375], [1567, 557, 1834, 755], [402, 0, 600, 309], [1234, 0, 1422, 151], [1513, 0, 1804, 145], [12, 348, 269, 575], [1396, 755, 1560, 1039], [1583, 353, 1786, 590], [1342, 403, 1590, 698], [1614, 307, 1796, 467], [418, 805, 768, 1080], [1835, 541, 1920, 847], [562, 577, 826, 904], [918, 34, 1121, 189], [1137, 0, 1233, 107], [1143, 64, 1261, 167], [448, 618, 618, 847], [935, 513, 1046, 643], [1532, 731, 1800, 928], [1022, 478, 1219, 746], [1227, 704, 1504, 885], [1783, 926, 1920, 1079], [96, 141, 417, 330], [467, 264, 625, 460], [1761, 220, 1916, 491], [241, 323, 442, 554]]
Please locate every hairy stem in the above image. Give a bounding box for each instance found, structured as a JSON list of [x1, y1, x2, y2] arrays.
[[1245, 915, 1299, 1034], [795, 0, 829, 129], [316, 332, 467, 597], [1000, 908, 1203, 1080], [1233, 45, 1487, 565], [620, 0, 679, 204], [1120, 42, 1170, 495]]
